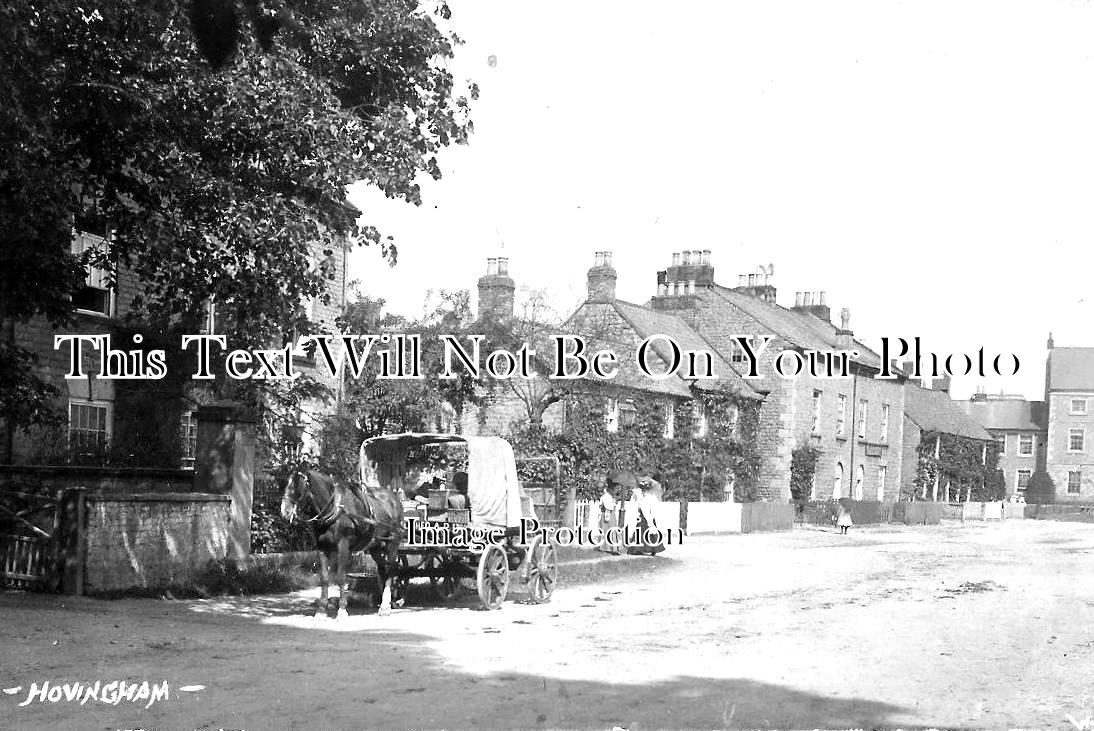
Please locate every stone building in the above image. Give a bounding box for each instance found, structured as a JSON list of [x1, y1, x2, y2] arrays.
[[957, 391, 1047, 497], [647, 251, 907, 502], [1043, 339, 1094, 501], [563, 251, 761, 439], [2, 222, 348, 466]]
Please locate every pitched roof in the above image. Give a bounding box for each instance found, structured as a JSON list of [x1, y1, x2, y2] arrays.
[[708, 285, 888, 371], [611, 300, 761, 399], [1047, 348, 1094, 392], [904, 385, 992, 440], [562, 299, 762, 400], [957, 399, 1047, 432]]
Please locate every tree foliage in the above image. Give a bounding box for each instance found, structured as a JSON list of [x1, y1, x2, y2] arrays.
[[1024, 471, 1056, 505], [790, 443, 821, 502], [0, 0, 475, 427]]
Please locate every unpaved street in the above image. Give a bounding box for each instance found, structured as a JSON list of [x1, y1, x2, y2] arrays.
[[4, 520, 1094, 730]]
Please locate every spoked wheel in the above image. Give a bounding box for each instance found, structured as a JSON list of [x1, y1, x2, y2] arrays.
[[524, 535, 558, 604], [424, 552, 464, 602], [476, 544, 510, 610]]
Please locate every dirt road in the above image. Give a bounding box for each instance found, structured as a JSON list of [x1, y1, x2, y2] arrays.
[[4, 519, 1094, 730]]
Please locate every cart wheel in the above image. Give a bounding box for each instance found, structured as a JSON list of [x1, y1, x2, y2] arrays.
[[525, 535, 558, 604], [424, 553, 463, 602], [476, 544, 510, 610]]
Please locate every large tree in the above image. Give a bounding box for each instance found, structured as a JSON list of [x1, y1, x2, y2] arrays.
[[0, 0, 475, 426]]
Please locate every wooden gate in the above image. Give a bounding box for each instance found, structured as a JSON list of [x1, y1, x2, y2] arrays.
[[516, 456, 562, 528], [0, 490, 62, 590]]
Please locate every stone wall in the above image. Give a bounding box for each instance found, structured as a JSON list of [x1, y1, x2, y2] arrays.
[[0, 465, 193, 494], [83, 493, 230, 593]]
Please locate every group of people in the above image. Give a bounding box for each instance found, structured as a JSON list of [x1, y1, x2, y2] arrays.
[[596, 471, 666, 556], [407, 468, 470, 511]]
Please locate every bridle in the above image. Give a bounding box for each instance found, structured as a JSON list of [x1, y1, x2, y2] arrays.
[[287, 469, 403, 537]]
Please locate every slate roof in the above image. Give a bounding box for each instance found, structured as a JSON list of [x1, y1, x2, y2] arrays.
[[957, 399, 1047, 432], [1047, 348, 1094, 392], [611, 300, 761, 399], [563, 299, 762, 400], [904, 385, 992, 440], [708, 285, 889, 371]]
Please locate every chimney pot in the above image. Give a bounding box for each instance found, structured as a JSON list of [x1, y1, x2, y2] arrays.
[[497, 257, 509, 275], [657, 283, 667, 296], [702, 249, 711, 265], [682, 251, 691, 265], [794, 292, 803, 307], [672, 252, 681, 266], [819, 291, 827, 306]]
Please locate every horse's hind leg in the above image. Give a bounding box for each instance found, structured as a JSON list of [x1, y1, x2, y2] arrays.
[[315, 551, 330, 618], [336, 537, 350, 620], [376, 540, 397, 616]]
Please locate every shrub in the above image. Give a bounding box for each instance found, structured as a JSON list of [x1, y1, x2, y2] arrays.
[[251, 505, 315, 553], [1024, 471, 1056, 504]]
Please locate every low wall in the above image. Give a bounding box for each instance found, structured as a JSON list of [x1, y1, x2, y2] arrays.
[[741, 503, 795, 533], [943, 502, 1022, 521], [1024, 503, 1094, 522], [0, 465, 194, 494], [685, 502, 742, 535], [798, 500, 945, 526], [83, 492, 230, 593]]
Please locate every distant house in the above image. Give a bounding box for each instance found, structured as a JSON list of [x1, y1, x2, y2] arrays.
[[1044, 339, 1094, 502], [648, 251, 907, 502], [958, 392, 1047, 497], [901, 381, 993, 501], [3, 222, 348, 466]]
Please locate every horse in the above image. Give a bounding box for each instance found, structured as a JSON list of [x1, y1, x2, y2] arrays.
[[281, 468, 404, 618]]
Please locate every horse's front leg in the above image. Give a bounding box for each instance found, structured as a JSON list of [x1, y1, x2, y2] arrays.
[[335, 537, 350, 620], [315, 550, 330, 618]]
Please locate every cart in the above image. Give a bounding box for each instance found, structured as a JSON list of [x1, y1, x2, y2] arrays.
[[359, 432, 559, 610]]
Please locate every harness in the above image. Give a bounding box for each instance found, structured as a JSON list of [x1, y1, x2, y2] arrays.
[[294, 472, 404, 541]]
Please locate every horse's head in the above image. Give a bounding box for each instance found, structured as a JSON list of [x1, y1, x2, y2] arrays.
[[281, 470, 307, 522]]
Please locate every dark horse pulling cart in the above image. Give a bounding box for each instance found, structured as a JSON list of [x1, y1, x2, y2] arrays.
[[361, 433, 559, 611], [281, 465, 403, 619]]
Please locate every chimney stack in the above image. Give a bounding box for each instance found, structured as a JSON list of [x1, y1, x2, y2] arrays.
[[791, 289, 832, 323], [587, 250, 617, 303], [835, 307, 853, 349], [656, 250, 715, 300], [477, 256, 515, 320], [732, 264, 777, 303]]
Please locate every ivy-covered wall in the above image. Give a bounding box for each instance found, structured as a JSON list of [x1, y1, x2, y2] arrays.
[[906, 430, 1001, 501], [507, 384, 763, 503]]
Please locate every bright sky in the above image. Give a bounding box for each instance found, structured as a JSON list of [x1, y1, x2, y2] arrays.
[[347, 0, 1094, 401]]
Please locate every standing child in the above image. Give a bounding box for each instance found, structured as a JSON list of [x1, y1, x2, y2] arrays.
[[837, 497, 853, 535], [597, 483, 618, 553]]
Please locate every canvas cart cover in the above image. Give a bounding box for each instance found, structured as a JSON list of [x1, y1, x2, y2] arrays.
[[466, 436, 527, 529]]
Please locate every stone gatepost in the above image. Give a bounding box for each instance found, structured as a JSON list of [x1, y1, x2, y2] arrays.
[[194, 400, 257, 561]]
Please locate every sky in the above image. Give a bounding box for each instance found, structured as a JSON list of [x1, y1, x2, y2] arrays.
[[346, 0, 1094, 401]]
